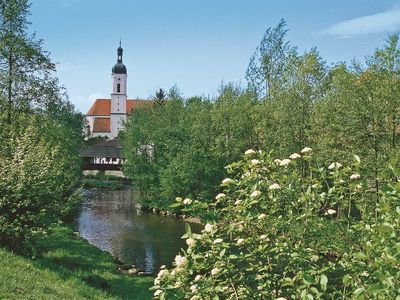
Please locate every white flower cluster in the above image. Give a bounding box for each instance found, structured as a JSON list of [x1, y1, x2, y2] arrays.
[[301, 147, 312, 154], [269, 183, 281, 190], [211, 267, 219, 276], [183, 198, 192, 205], [250, 190, 262, 198], [186, 238, 196, 247], [325, 209, 336, 215], [280, 159, 291, 166], [174, 254, 187, 269], [289, 153, 301, 160], [244, 149, 256, 155], [204, 223, 214, 233], [328, 162, 342, 170], [215, 193, 226, 201], [221, 178, 235, 186]]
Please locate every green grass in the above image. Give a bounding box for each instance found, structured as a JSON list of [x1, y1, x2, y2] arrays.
[[0, 225, 153, 300], [81, 179, 126, 190]]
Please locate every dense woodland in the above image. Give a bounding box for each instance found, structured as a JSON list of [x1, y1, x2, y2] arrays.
[[122, 21, 400, 299], [122, 20, 400, 210], [0, 0, 83, 251]]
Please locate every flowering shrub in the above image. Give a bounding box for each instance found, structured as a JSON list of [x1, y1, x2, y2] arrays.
[[0, 117, 81, 250], [152, 148, 399, 299]]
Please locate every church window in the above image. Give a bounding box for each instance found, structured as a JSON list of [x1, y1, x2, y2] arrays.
[[117, 83, 120, 93]]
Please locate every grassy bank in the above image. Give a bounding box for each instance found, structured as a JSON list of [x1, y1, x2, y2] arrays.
[[0, 225, 153, 300], [81, 174, 128, 190]]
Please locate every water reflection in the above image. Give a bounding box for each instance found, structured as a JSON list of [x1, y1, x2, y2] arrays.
[[77, 189, 201, 273]]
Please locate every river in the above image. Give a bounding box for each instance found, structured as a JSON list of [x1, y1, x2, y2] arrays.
[[76, 188, 201, 274]]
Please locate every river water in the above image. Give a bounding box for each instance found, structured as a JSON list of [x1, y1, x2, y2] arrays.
[[77, 189, 201, 274]]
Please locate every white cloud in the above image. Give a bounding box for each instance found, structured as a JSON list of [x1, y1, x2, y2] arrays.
[[318, 7, 400, 37]]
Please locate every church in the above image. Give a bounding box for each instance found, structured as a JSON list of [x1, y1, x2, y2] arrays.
[[86, 44, 151, 139]]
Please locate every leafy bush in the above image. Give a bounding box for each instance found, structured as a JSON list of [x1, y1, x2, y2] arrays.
[[152, 148, 399, 299], [0, 116, 81, 251]]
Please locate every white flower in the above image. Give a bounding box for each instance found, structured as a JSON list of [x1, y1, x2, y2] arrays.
[[160, 265, 166, 269], [237, 238, 245, 245], [213, 238, 223, 244], [251, 190, 262, 198], [221, 178, 235, 186], [190, 284, 198, 293], [350, 173, 361, 180], [157, 269, 169, 279], [258, 213, 267, 220], [215, 193, 226, 200], [155, 269, 168, 284], [269, 183, 281, 190], [186, 238, 196, 247], [211, 267, 219, 276], [274, 159, 282, 165], [279, 159, 291, 166], [301, 147, 312, 154], [190, 296, 201, 300], [154, 290, 163, 297], [260, 234, 267, 240], [276, 298, 287, 300], [245, 149, 256, 155], [289, 153, 301, 159], [234, 199, 242, 205], [204, 223, 214, 232], [328, 162, 342, 170], [175, 255, 187, 268], [183, 198, 192, 205], [251, 159, 261, 166], [325, 209, 336, 215], [194, 274, 202, 282]]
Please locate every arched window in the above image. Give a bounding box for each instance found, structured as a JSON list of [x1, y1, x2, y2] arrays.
[[117, 83, 120, 93]]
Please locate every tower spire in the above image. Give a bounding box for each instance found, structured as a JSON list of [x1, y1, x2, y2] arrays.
[[117, 41, 123, 63]]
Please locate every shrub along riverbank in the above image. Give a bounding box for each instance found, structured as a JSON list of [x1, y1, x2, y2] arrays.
[[0, 224, 153, 300], [81, 174, 128, 190]]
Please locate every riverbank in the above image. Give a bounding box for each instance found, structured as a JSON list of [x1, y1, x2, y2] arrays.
[[0, 224, 153, 299], [81, 173, 128, 190]]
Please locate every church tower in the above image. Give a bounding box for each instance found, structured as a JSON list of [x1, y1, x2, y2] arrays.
[[110, 42, 128, 138]]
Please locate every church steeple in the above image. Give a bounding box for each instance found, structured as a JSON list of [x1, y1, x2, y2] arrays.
[[112, 41, 127, 74], [117, 40, 123, 63]]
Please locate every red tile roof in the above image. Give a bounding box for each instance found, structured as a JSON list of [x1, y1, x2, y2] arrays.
[[93, 118, 111, 132], [87, 99, 111, 116], [86, 99, 153, 116]]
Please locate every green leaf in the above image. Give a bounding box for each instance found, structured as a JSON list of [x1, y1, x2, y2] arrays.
[[185, 223, 192, 235], [169, 203, 181, 208], [320, 274, 328, 291]]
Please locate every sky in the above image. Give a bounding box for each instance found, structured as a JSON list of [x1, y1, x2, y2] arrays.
[[29, 0, 400, 113]]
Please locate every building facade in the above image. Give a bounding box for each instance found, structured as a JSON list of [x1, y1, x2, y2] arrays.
[[86, 44, 151, 139]]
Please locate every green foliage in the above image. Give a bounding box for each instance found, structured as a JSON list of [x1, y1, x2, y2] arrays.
[[122, 84, 258, 210], [0, 114, 81, 250], [0, 0, 84, 251], [153, 150, 399, 299]]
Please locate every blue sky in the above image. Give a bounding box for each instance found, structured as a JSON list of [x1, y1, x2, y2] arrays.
[[30, 0, 400, 113]]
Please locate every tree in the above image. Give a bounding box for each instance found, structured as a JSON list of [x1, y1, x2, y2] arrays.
[[0, 0, 56, 125], [153, 88, 166, 107], [245, 19, 291, 99]]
